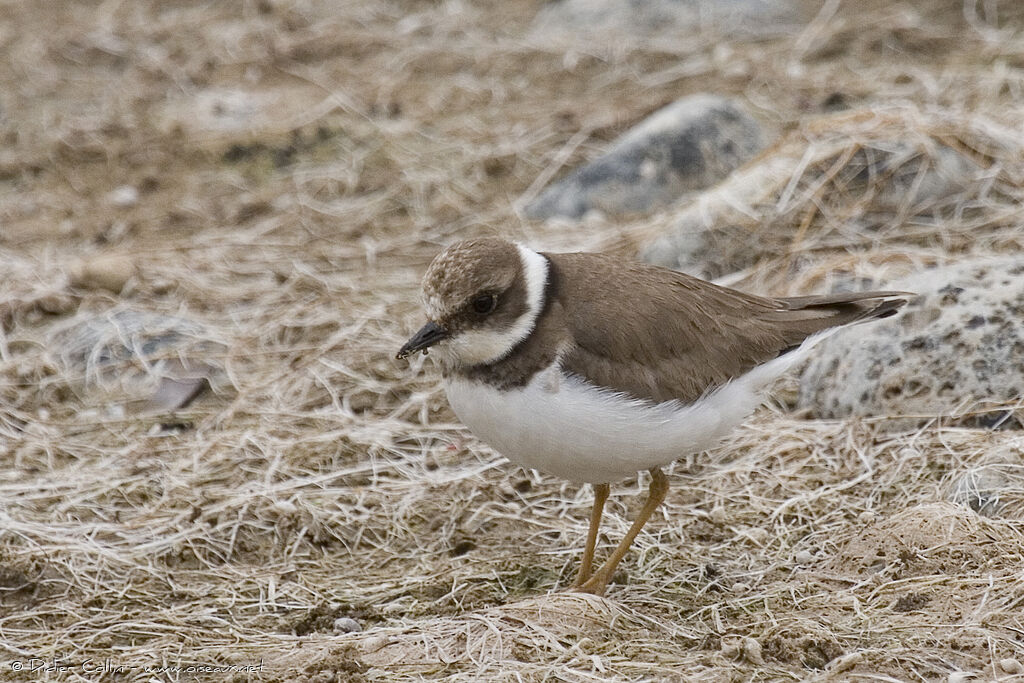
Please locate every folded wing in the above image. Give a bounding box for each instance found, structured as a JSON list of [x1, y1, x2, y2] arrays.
[[548, 251, 909, 404]]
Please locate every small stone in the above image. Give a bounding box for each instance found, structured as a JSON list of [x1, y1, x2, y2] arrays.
[[360, 634, 388, 653], [732, 582, 750, 594], [48, 309, 223, 412], [794, 550, 814, 564], [949, 464, 1021, 517], [999, 658, 1023, 674], [741, 637, 764, 665], [35, 293, 76, 315], [720, 637, 742, 659], [828, 652, 863, 673], [859, 510, 876, 524], [273, 500, 298, 514], [333, 617, 362, 634], [108, 185, 139, 208], [744, 527, 769, 545], [709, 506, 727, 524], [150, 278, 176, 295], [347, 391, 377, 413], [69, 254, 136, 294]]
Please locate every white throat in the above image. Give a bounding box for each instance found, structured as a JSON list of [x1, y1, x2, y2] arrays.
[[444, 244, 549, 367]]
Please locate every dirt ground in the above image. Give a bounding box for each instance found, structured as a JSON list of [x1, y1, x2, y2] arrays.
[[2, 0, 1024, 681]]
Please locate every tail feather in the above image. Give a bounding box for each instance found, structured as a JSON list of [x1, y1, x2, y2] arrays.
[[767, 290, 913, 347], [779, 289, 913, 309], [858, 295, 910, 322]]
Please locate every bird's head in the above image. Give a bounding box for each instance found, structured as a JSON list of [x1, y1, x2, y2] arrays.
[[397, 238, 549, 369]]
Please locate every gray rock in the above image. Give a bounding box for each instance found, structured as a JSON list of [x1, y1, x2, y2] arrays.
[[530, 0, 803, 42], [524, 95, 764, 220], [332, 617, 362, 634], [640, 107, 996, 279], [798, 258, 1024, 428], [48, 309, 225, 411], [645, 144, 978, 278], [949, 462, 1024, 517]]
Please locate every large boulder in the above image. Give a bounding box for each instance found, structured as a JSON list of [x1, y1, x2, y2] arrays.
[[642, 106, 1021, 279], [798, 258, 1024, 428], [523, 95, 764, 220]]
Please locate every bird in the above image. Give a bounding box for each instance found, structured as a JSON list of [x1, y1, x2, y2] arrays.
[[397, 237, 909, 596]]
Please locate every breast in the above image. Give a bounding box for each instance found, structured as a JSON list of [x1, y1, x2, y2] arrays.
[[443, 350, 806, 484]]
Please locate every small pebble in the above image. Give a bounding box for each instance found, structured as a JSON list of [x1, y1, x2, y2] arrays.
[[333, 617, 362, 634], [949, 465, 1015, 516], [741, 637, 763, 665], [745, 527, 768, 545], [710, 506, 727, 524], [795, 550, 814, 564], [360, 634, 388, 653], [273, 500, 298, 514], [732, 582, 750, 594], [999, 658, 1023, 674], [858, 510, 876, 524], [69, 254, 136, 294], [720, 638, 742, 659], [151, 278, 176, 295], [828, 652, 863, 673], [108, 185, 139, 208], [35, 293, 76, 315]]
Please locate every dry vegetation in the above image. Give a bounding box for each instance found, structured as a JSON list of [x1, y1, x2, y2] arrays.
[[2, 0, 1024, 680]]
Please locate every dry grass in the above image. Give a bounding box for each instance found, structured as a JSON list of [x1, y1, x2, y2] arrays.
[[2, 0, 1024, 680]]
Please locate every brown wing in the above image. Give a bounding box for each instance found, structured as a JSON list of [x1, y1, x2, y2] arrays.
[[546, 251, 908, 404]]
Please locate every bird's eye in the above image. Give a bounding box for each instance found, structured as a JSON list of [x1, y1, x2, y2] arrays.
[[471, 294, 498, 315]]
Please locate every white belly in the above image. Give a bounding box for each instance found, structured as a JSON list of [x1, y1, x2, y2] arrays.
[[444, 338, 823, 484]]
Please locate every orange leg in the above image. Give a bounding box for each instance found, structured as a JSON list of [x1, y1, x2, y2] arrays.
[[573, 483, 610, 586], [576, 468, 669, 596]]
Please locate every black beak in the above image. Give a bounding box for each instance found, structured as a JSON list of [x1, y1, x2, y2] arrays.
[[396, 321, 449, 359]]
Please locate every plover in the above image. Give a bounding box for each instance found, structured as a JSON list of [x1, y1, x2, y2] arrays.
[[397, 238, 908, 596]]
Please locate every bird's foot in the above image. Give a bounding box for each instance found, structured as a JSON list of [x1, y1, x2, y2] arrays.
[[570, 573, 610, 597]]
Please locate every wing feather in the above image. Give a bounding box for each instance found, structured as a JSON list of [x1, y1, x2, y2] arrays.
[[546, 252, 907, 404]]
